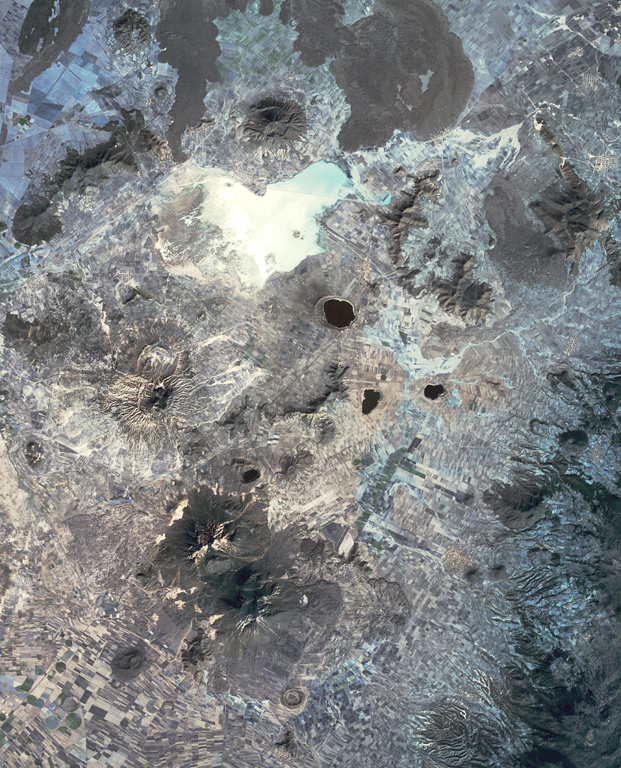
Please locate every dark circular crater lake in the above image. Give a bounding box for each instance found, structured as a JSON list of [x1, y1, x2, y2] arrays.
[[424, 384, 445, 400], [242, 467, 260, 484], [323, 298, 355, 329], [362, 389, 381, 414]]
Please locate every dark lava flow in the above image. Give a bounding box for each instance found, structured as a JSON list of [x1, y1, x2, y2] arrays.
[[156, 0, 223, 160], [12, 0, 90, 96], [156, 0, 474, 157], [332, 0, 474, 149], [280, 0, 346, 67], [155, 0, 285, 158], [323, 298, 355, 329], [362, 389, 381, 415], [424, 384, 445, 400], [281, 0, 473, 150]]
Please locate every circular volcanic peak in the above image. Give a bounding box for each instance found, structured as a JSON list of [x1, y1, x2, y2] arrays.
[[213, 565, 284, 635], [243, 96, 307, 144], [154, 486, 271, 590], [195, 519, 228, 549], [103, 333, 193, 440]]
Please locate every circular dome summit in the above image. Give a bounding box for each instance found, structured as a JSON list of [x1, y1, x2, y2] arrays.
[[111, 646, 147, 681], [243, 97, 306, 146], [315, 296, 356, 329], [136, 342, 179, 381]]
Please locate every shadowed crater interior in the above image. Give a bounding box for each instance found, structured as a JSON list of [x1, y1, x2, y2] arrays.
[[25, 440, 43, 466], [145, 384, 172, 410], [242, 467, 261, 484], [274, 724, 297, 757], [559, 429, 589, 452]]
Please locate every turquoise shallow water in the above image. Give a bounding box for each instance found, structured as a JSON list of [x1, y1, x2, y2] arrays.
[[271, 161, 352, 198]]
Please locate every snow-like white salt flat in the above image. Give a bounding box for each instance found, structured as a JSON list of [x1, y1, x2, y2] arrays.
[[200, 161, 352, 281]]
